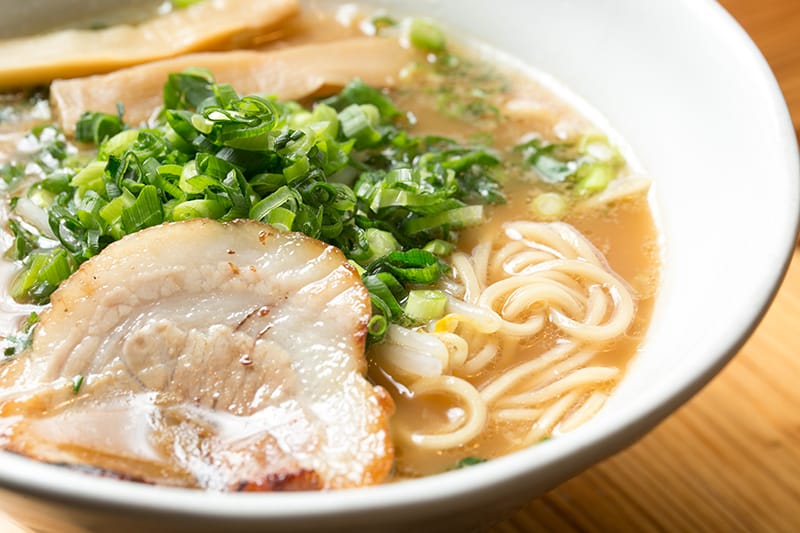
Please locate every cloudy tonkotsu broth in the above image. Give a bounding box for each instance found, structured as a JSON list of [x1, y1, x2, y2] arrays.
[[0, 2, 659, 487]]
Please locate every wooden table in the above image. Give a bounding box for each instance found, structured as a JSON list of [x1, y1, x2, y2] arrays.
[[1, 1, 798, 532], [493, 0, 800, 531]]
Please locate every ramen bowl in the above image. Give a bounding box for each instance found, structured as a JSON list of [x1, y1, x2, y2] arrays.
[[0, 0, 797, 532]]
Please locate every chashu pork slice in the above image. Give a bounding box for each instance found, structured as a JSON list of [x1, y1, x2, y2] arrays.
[[51, 37, 417, 136], [0, 219, 394, 490], [0, 0, 300, 89]]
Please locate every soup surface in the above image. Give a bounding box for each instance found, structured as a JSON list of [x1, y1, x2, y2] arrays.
[[0, 1, 659, 487]]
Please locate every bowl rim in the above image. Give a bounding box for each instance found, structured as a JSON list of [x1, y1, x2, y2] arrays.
[[0, 0, 798, 522]]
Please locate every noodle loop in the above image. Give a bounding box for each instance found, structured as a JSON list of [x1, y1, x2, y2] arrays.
[[371, 220, 638, 461]]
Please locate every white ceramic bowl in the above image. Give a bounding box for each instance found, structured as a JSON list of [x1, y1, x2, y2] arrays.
[[0, 1, 798, 532]]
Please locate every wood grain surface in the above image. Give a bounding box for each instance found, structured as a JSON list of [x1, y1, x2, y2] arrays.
[[493, 0, 800, 531], [719, 0, 800, 138], [1, 1, 798, 532]]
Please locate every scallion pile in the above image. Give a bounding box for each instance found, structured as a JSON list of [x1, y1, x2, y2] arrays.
[[5, 72, 505, 343]]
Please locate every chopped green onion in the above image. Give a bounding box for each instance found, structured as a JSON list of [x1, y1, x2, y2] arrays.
[[339, 104, 382, 148], [578, 133, 619, 163], [363, 273, 407, 325], [191, 113, 214, 134], [121, 185, 164, 233], [322, 78, 400, 121], [348, 259, 366, 276], [100, 129, 139, 159], [163, 70, 214, 111], [369, 15, 398, 33], [517, 139, 575, 184], [404, 289, 447, 323], [99, 189, 136, 226], [11, 249, 74, 304], [6, 220, 39, 261], [71, 160, 107, 196], [171, 199, 225, 221], [310, 103, 339, 138], [1, 312, 38, 357], [403, 205, 484, 235], [266, 206, 296, 231], [423, 239, 455, 257], [249, 186, 298, 222], [75, 111, 124, 145], [369, 249, 447, 284], [516, 135, 625, 198], [213, 83, 238, 108], [530, 192, 568, 220], [0, 162, 25, 190], [367, 314, 388, 338], [27, 184, 56, 209], [574, 162, 614, 196], [172, 0, 204, 8], [455, 456, 487, 469], [354, 228, 400, 266], [408, 19, 447, 53], [283, 156, 310, 183], [72, 374, 84, 394]]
